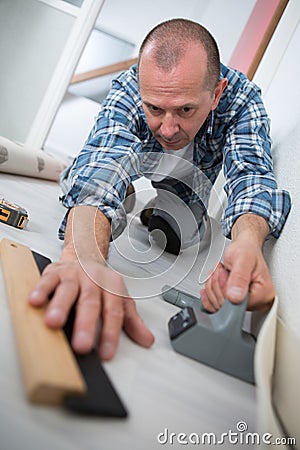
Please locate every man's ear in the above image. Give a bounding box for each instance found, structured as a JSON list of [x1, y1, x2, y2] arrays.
[[211, 78, 228, 110]]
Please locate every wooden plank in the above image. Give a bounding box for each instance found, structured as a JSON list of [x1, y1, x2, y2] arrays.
[[70, 57, 138, 84], [0, 238, 87, 405]]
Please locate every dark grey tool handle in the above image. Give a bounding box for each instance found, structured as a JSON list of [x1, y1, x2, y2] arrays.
[[166, 288, 255, 384], [217, 295, 249, 338], [162, 285, 248, 337]]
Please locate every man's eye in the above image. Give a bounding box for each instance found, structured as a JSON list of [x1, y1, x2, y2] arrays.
[[149, 105, 161, 113], [177, 106, 195, 117]]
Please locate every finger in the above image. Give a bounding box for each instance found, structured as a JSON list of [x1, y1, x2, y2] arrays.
[[28, 266, 60, 307], [98, 291, 125, 361], [201, 278, 218, 313], [200, 289, 217, 313], [211, 265, 226, 308], [247, 271, 275, 311], [123, 297, 155, 347], [44, 278, 79, 327], [206, 277, 221, 311], [225, 255, 253, 303], [72, 287, 101, 354], [202, 267, 224, 312], [218, 263, 230, 295]]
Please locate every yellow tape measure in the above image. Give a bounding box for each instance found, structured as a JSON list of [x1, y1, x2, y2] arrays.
[[0, 198, 29, 229]]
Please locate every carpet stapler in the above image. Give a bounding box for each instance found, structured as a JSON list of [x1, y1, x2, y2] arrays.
[[162, 285, 256, 384]]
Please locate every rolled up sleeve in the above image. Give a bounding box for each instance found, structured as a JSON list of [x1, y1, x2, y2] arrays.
[[58, 71, 145, 240], [221, 88, 291, 238]]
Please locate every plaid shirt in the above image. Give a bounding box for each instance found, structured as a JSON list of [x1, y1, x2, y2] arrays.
[[59, 63, 291, 240]]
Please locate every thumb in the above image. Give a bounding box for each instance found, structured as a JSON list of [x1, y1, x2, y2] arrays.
[[225, 255, 253, 303]]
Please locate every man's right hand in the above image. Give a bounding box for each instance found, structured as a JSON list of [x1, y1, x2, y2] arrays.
[[28, 205, 154, 360], [28, 258, 154, 360]]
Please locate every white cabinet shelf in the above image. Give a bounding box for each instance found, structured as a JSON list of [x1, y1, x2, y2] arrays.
[[0, 0, 104, 150], [35, 0, 80, 17]]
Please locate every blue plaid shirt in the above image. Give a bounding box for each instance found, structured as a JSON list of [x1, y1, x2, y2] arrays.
[[59, 63, 291, 240]]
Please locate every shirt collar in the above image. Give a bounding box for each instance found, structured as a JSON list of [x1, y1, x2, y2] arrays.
[[206, 110, 215, 135], [192, 111, 215, 165], [195, 111, 214, 143]]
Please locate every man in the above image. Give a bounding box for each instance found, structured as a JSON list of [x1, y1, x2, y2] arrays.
[[29, 19, 291, 360]]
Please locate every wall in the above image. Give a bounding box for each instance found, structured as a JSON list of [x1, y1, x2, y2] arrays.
[[190, 0, 256, 63], [95, 0, 256, 63], [254, 3, 300, 339], [69, 0, 256, 103], [252, 1, 300, 444], [0, 0, 74, 144], [68, 27, 134, 102], [95, 0, 209, 47]]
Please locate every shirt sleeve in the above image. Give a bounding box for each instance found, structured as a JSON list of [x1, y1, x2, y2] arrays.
[[58, 70, 146, 240], [221, 84, 291, 239]]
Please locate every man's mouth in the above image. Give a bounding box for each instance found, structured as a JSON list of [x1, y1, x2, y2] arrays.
[[159, 136, 182, 147]]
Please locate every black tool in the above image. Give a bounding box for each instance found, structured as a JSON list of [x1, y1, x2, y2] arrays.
[[32, 250, 128, 417]]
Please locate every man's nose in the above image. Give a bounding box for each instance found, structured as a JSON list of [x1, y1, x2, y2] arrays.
[[160, 114, 179, 139]]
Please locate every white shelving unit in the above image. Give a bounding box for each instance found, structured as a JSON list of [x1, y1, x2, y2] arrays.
[[0, 0, 104, 150]]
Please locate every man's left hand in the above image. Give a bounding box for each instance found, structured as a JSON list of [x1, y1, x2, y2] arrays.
[[200, 214, 275, 312]]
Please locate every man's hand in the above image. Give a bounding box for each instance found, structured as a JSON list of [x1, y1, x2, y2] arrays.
[[28, 205, 154, 360], [29, 259, 154, 360], [200, 214, 275, 312]]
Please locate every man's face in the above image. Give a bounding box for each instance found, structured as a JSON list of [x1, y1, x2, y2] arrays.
[[139, 42, 226, 150]]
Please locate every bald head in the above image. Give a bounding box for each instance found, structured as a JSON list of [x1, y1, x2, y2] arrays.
[[138, 18, 220, 91]]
